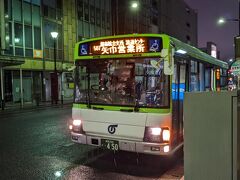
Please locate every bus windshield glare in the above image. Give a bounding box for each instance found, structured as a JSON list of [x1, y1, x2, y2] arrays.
[[74, 58, 169, 108]]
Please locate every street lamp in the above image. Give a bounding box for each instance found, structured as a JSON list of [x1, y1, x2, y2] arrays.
[[131, 2, 138, 9], [217, 17, 240, 31], [217, 0, 240, 35], [217, 1, 240, 89], [50, 31, 59, 104], [130, 1, 139, 33], [217, 17, 226, 25], [51, 31, 58, 72]]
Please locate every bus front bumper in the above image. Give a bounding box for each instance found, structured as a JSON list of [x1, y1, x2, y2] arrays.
[[71, 132, 178, 156]]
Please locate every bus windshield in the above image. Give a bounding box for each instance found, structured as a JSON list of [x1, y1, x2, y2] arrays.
[[74, 58, 169, 108]]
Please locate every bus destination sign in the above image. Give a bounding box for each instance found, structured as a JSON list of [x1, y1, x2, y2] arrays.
[[79, 37, 162, 56]]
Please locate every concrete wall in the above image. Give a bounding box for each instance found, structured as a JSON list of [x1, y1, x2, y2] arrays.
[[184, 91, 239, 180]]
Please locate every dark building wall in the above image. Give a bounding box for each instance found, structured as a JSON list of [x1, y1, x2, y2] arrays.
[[0, 0, 113, 105], [158, 0, 198, 46]]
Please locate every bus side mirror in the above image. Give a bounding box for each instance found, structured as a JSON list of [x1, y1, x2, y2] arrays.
[[163, 48, 174, 75]]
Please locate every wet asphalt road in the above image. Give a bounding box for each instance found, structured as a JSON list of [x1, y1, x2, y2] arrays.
[[0, 105, 183, 180]]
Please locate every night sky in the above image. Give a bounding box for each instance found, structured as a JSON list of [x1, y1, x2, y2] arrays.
[[184, 0, 238, 61]]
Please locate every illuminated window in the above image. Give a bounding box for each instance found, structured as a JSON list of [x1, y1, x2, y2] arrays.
[[14, 23, 23, 46]]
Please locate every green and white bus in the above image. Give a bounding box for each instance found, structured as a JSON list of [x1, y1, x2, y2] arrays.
[[69, 34, 228, 155]]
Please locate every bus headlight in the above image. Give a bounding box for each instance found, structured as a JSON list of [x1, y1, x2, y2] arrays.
[[151, 127, 161, 136], [73, 119, 81, 126], [71, 119, 84, 134], [144, 127, 161, 143], [144, 127, 170, 143]]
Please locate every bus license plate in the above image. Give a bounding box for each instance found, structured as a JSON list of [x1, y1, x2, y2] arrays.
[[101, 139, 119, 151]]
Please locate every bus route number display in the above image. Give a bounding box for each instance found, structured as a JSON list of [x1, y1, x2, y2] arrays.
[[79, 37, 162, 56]]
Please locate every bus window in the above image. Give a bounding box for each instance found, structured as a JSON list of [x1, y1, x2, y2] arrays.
[[74, 66, 88, 103], [205, 68, 211, 91], [220, 69, 227, 89], [199, 63, 205, 91], [135, 59, 169, 107], [211, 68, 215, 91], [190, 60, 199, 92], [74, 58, 169, 108]]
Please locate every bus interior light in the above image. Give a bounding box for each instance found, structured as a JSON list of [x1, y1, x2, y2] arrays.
[[73, 119, 82, 126], [162, 129, 170, 141], [151, 127, 162, 136], [176, 49, 187, 54]]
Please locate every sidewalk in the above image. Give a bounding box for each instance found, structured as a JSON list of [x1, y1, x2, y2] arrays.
[[0, 100, 73, 115]]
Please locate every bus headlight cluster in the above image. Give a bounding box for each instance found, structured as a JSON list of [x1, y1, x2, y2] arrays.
[[73, 119, 81, 126], [144, 127, 170, 143], [151, 127, 161, 136], [70, 119, 84, 133], [162, 129, 170, 141]]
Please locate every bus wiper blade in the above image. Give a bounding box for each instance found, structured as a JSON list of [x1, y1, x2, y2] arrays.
[[120, 109, 133, 112], [92, 106, 104, 110]]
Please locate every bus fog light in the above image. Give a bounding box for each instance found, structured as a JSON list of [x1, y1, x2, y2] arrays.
[[73, 119, 82, 126], [163, 145, 170, 153], [151, 127, 161, 136]]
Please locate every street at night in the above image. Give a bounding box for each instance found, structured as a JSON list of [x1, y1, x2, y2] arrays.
[[0, 105, 183, 180], [0, 0, 239, 179]]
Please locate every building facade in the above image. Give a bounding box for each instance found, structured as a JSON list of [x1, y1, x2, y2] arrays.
[[201, 42, 220, 59], [0, 0, 112, 109], [0, 0, 196, 109]]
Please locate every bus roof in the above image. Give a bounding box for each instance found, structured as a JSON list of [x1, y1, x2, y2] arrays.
[[170, 36, 228, 69], [74, 34, 228, 69]]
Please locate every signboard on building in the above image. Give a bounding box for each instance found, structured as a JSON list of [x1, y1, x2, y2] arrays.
[[210, 44, 217, 58], [33, 49, 43, 59], [230, 60, 240, 76]]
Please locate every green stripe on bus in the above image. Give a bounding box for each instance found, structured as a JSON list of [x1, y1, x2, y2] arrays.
[[72, 103, 170, 114], [75, 52, 161, 60]]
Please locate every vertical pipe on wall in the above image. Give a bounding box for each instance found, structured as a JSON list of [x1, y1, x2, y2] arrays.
[[20, 68, 23, 108], [0, 67, 4, 110]]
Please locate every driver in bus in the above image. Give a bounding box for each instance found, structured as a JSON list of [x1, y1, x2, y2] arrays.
[[136, 81, 142, 100]]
